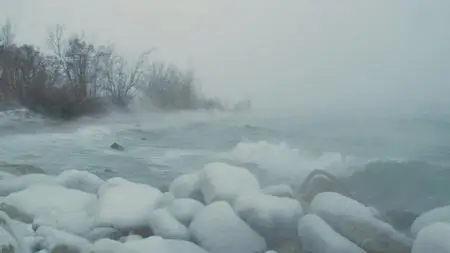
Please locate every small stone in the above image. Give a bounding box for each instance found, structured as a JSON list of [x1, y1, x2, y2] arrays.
[[110, 142, 125, 151]]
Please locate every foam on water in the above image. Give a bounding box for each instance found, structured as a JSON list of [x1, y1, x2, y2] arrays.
[[223, 140, 361, 182]]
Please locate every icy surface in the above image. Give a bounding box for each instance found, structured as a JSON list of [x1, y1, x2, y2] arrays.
[[297, 214, 366, 253], [56, 169, 104, 194], [149, 208, 190, 240], [169, 173, 203, 201], [411, 205, 450, 236], [95, 177, 162, 230], [309, 192, 374, 219], [189, 201, 266, 253], [199, 162, 260, 204], [0, 174, 57, 197], [261, 184, 295, 198], [4, 184, 97, 235], [412, 222, 450, 253], [166, 198, 204, 226], [233, 193, 303, 248], [310, 192, 413, 253], [36, 226, 91, 253]]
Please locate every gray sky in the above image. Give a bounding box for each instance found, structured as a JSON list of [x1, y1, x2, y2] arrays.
[[1, 0, 450, 112]]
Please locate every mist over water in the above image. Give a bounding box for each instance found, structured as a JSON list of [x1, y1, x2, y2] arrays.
[[1, 0, 450, 215]]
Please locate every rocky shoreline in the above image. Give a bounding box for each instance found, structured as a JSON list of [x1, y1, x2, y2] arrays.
[[0, 162, 448, 253]]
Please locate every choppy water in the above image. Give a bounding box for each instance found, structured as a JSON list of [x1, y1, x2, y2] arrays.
[[1, 108, 450, 214]]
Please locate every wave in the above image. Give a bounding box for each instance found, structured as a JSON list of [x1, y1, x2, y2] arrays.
[[222, 140, 362, 183]]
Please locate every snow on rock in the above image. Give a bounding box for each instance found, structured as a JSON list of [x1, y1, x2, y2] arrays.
[[124, 236, 209, 253], [412, 222, 450, 253], [91, 239, 128, 253], [0, 226, 18, 253], [199, 163, 260, 204], [189, 201, 266, 253], [36, 226, 91, 253], [91, 239, 132, 253], [148, 208, 190, 240], [95, 177, 162, 234], [166, 198, 204, 226], [0, 211, 32, 253], [85, 227, 121, 242], [297, 214, 366, 253], [310, 192, 413, 253], [0, 174, 57, 197], [262, 184, 295, 198], [233, 193, 303, 252], [169, 173, 203, 201], [3, 184, 97, 235], [56, 170, 104, 194], [411, 205, 450, 237], [154, 192, 176, 210]]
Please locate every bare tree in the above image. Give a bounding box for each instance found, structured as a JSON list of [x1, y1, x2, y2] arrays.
[[99, 47, 154, 107], [0, 19, 14, 47]]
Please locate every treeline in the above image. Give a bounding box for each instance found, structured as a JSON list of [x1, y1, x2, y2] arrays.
[[0, 22, 223, 119]]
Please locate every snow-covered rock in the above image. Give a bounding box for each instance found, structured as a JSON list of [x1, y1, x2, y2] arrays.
[[149, 208, 190, 240], [0, 211, 31, 253], [166, 198, 204, 226], [411, 205, 450, 237], [310, 192, 413, 253], [199, 163, 260, 204], [0, 174, 57, 197], [3, 184, 97, 235], [189, 201, 266, 253], [36, 226, 91, 253], [262, 184, 295, 198], [56, 170, 104, 194], [0, 226, 18, 253], [125, 236, 209, 253], [95, 178, 162, 234], [233, 193, 303, 252], [169, 173, 203, 201], [85, 227, 121, 242], [412, 222, 450, 253], [298, 214, 366, 253], [91, 239, 130, 253], [154, 192, 176, 209]]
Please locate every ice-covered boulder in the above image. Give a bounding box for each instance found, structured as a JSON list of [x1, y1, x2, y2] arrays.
[[233, 193, 303, 252], [56, 170, 104, 194], [412, 222, 450, 253], [199, 163, 260, 204], [84, 227, 121, 242], [91, 239, 130, 253], [262, 184, 295, 198], [0, 174, 57, 197], [3, 184, 97, 235], [166, 198, 204, 226], [0, 211, 33, 253], [169, 173, 203, 201], [95, 178, 162, 235], [189, 201, 266, 253], [36, 226, 91, 253], [298, 214, 366, 253], [310, 192, 413, 253], [0, 226, 18, 253], [411, 205, 450, 237], [154, 192, 176, 209], [125, 236, 209, 253], [149, 208, 190, 240]]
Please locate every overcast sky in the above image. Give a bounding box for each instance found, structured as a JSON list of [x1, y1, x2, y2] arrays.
[[1, 0, 450, 112]]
